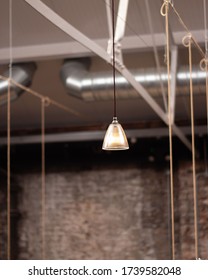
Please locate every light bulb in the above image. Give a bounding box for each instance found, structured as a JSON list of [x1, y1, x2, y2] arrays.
[[102, 117, 129, 150]]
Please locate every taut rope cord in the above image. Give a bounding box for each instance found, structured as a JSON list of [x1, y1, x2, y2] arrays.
[[7, 79, 11, 260], [161, 0, 175, 260], [169, 1, 204, 58], [41, 99, 47, 260], [0, 75, 83, 118], [200, 60, 208, 174], [182, 34, 198, 259], [161, 0, 205, 59]]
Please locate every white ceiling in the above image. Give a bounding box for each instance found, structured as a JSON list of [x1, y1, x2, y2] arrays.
[[0, 0, 207, 139], [0, 0, 205, 62]]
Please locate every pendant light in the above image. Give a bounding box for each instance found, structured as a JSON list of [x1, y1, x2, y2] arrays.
[[102, 0, 129, 150]]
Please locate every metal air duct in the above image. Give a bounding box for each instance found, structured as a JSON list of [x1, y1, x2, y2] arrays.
[[60, 59, 205, 101], [0, 63, 36, 106]]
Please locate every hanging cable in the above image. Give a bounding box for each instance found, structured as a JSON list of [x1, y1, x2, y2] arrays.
[[41, 98, 47, 260], [182, 34, 198, 259], [161, 0, 175, 260], [112, 0, 116, 117]]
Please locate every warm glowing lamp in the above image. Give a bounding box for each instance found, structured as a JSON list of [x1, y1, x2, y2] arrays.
[[102, 117, 129, 150], [102, 0, 129, 151]]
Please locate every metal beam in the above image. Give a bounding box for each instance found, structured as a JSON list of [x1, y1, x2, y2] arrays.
[[115, 0, 129, 43], [107, 0, 129, 63], [0, 30, 206, 63], [105, 0, 113, 42], [0, 35, 162, 63], [170, 46, 178, 123], [24, 0, 192, 152], [24, 0, 168, 122], [106, 0, 129, 62], [0, 126, 206, 145]]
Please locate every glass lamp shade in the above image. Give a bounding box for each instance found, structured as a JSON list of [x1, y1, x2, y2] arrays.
[[102, 117, 129, 150]]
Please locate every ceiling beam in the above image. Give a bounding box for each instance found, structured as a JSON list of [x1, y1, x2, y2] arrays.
[[105, 0, 113, 44], [0, 40, 107, 63], [0, 30, 205, 63], [0, 125, 206, 145], [24, 0, 168, 123], [107, 0, 129, 64], [115, 0, 129, 43]]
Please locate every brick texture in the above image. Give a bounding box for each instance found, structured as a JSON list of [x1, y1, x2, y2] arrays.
[[1, 160, 208, 259], [177, 161, 208, 259], [0, 172, 7, 260], [17, 167, 169, 260]]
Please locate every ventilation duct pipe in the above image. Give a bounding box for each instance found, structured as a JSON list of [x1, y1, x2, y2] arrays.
[[0, 63, 36, 106], [60, 59, 206, 101]]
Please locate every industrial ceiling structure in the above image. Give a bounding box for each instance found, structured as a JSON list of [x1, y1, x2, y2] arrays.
[[0, 0, 207, 146]]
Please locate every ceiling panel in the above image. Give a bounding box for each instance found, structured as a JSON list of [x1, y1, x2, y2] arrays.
[[0, 0, 72, 48], [42, 0, 109, 40]]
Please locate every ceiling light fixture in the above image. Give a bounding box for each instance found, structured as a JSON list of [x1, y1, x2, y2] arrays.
[[102, 0, 129, 150]]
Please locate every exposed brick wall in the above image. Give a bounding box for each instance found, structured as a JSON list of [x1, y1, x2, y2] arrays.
[[0, 172, 7, 260], [1, 157, 208, 260], [17, 167, 169, 260], [177, 161, 208, 259], [0, 172, 20, 260]]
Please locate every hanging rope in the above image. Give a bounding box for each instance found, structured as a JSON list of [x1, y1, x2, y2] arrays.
[[161, 0, 175, 260], [7, 78, 11, 261], [182, 34, 198, 259], [161, 0, 205, 59], [41, 98, 47, 260], [164, 1, 205, 58]]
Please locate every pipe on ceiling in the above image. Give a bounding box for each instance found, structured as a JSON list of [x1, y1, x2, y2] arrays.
[[0, 63, 36, 106], [60, 59, 206, 101]]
